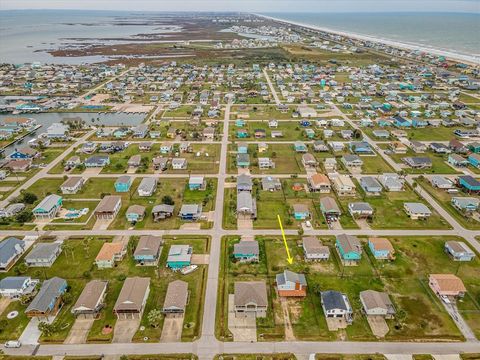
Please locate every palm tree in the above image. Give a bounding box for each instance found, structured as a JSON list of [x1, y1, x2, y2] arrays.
[[62, 242, 75, 261], [147, 309, 162, 328]]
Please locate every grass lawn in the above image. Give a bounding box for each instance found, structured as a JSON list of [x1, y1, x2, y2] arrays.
[[387, 150, 460, 175], [215, 355, 296, 360], [229, 120, 318, 142], [0, 300, 30, 341], [359, 155, 394, 174], [363, 126, 474, 142], [230, 104, 297, 120], [223, 187, 237, 230], [417, 178, 480, 230], [315, 355, 386, 360]]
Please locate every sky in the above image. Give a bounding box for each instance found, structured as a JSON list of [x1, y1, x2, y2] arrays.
[[1, 0, 479, 13]]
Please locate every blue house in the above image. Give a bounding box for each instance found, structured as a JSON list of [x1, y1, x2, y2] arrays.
[[467, 153, 480, 168], [125, 205, 145, 223], [368, 237, 394, 260], [188, 175, 205, 190], [235, 119, 245, 127], [166, 244, 192, 269], [133, 235, 163, 265], [444, 241, 475, 262], [393, 116, 412, 128], [412, 119, 428, 128], [293, 204, 310, 220], [25, 277, 67, 318], [349, 141, 373, 154], [237, 144, 248, 154], [236, 129, 249, 138], [9, 146, 37, 159], [294, 141, 308, 153], [458, 175, 480, 193], [468, 142, 480, 153], [160, 143, 172, 154], [305, 128, 315, 139], [335, 234, 362, 265], [233, 240, 259, 263], [115, 176, 132, 192]]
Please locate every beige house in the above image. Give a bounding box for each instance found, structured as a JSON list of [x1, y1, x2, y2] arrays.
[[71, 280, 108, 318], [95, 242, 127, 269], [162, 280, 188, 315], [429, 274, 466, 298], [234, 281, 268, 318], [114, 277, 150, 319]]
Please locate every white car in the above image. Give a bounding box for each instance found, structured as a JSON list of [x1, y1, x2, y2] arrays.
[[4, 340, 21, 348]]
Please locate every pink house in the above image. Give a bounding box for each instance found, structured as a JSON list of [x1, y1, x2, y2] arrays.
[[429, 274, 466, 298]]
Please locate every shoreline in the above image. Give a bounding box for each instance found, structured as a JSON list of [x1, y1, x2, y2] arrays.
[[255, 13, 480, 66]]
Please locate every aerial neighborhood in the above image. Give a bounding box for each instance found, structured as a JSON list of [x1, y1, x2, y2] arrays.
[[0, 10, 478, 360]]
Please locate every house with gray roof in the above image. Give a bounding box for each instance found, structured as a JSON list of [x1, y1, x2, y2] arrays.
[[236, 191, 257, 220], [114, 277, 150, 319], [25, 242, 62, 267], [25, 277, 67, 319], [403, 202, 432, 219], [32, 194, 62, 219], [261, 176, 281, 191], [320, 290, 353, 323], [445, 241, 475, 262], [302, 236, 330, 261], [234, 281, 268, 318], [348, 202, 374, 218], [137, 178, 157, 197], [276, 270, 307, 297], [402, 156, 432, 169], [0, 237, 25, 271], [342, 154, 363, 168], [0, 276, 39, 299], [360, 176, 382, 195], [378, 173, 404, 192], [152, 204, 175, 221], [451, 197, 480, 213], [237, 174, 253, 192], [233, 240, 259, 263], [71, 280, 108, 318], [179, 204, 202, 221]]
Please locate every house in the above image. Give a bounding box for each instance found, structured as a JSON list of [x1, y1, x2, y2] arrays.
[[237, 174, 253, 192], [160, 143, 172, 154], [444, 241, 475, 262], [276, 270, 307, 297], [162, 280, 188, 314], [189, 175, 205, 190], [330, 173, 356, 196], [114, 277, 150, 319], [393, 116, 412, 128], [313, 140, 329, 152], [430, 142, 451, 154], [368, 237, 395, 260], [25, 242, 62, 267], [468, 142, 480, 153], [360, 176, 382, 195], [71, 280, 108, 318], [94, 195, 122, 219], [348, 202, 374, 218], [324, 158, 337, 171], [0, 237, 25, 271], [138, 142, 153, 152], [132, 124, 148, 138], [237, 191, 257, 219], [404, 202, 432, 219], [254, 129, 266, 139], [65, 156, 81, 168], [134, 235, 163, 266], [9, 146, 37, 159], [114, 176, 132, 193], [33, 194, 62, 219], [294, 141, 308, 153], [25, 277, 67, 319], [468, 153, 480, 168], [448, 154, 469, 167], [429, 274, 466, 298], [138, 177, 157, 197], [342, 155, 363, 168], [85, 155, 110, 168], [126, 205, 146, 223], [389, 141, 408, 154], [95, 241, 127, 269], [451, 197, 480, 212], [203, 127, 215, 140], [261, 176, 281, 191], [233, 240, 260, 263], [127, 155, 141, 168], [258, 157, 275, 169], [378, 173, 404, 191], [179, 204, 202, 221], [167, 244, 192, 269], [372, 130, 390, 139], [402, 157, 432, 169], [359, 290, 395, 318], [46, 122, 69, 139], [236, 153, 250, 168], [60, 177, 84, 195], [458, 175, 480, 193], [302, 153, 318, 168], [319, 196, 341, 220], [430, 175, 453, 189], [5, 159, 32, 172], [237, 143, 248, 154], [449, 139, 468, 154], [308, 174, 331, 193], [0, 203, 25, 218], [409, 141, 427, 153], [293, 203, 310, 220], [320, 290, 353, 323], [271, 130, 283, 138], [172, 158, 187, 170], [0, 276, 38, 299], [152, 156, 168, 171], [297, 105, 317, 118], [152, 204, 175, 221], [336, 234, 362, 265], [302, 236, 330, 261], [234, 281, 268, 318], [179, 142, 191, 153], [349, 141, 373, 154]]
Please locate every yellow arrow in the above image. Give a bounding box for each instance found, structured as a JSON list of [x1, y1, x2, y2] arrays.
[[277, 214, 293, 264]]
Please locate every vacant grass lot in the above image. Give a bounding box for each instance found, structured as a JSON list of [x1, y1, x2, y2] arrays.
[[362, 125, 474, 141], [229, 121, 316, 141], [230, 104, 297, 120], [217, 235, 473, 342]]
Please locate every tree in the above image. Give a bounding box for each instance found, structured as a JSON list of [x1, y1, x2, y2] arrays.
[[147, 309, 162, 328], [14, 262, 28, 275], [21, 192, 37, 204], [162, 195, 174, 205], [62, 242, 75, 260], [15, 210, 33, 223], [38, 322, 57, 337]]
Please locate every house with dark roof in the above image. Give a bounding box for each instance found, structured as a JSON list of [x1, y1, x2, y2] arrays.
[[0, 237, 25, 271], [0, 276, 38, 299], [320, 290, 353, 324], [25, 242, 62, 267], [25, 277, 67, 319], [233, 240, 259, 263], [458, 175, 480, 193]]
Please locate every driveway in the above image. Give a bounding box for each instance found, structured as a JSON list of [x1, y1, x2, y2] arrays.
[[442, 301, 477, 341], [432, 356, 461, 360], [237, 218, 253, 230], [385, 356, 412, 360], [227, 294, 256, 342], [19, 316, 56, 345], [279, 297, 295, 341], [366, 315, 389, 338], [191, 254, 209, 265], [64, 318, 94, 344], [160, 314, 184, 342], [112, 318, 141, 343], [93, 218, 113, 230], [325, 317, 347, 331]]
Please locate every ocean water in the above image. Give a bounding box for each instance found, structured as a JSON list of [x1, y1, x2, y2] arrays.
[[263, 12, 480, 59]]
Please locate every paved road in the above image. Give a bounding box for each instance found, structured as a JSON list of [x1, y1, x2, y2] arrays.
[[263, 67, 281, 105]]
